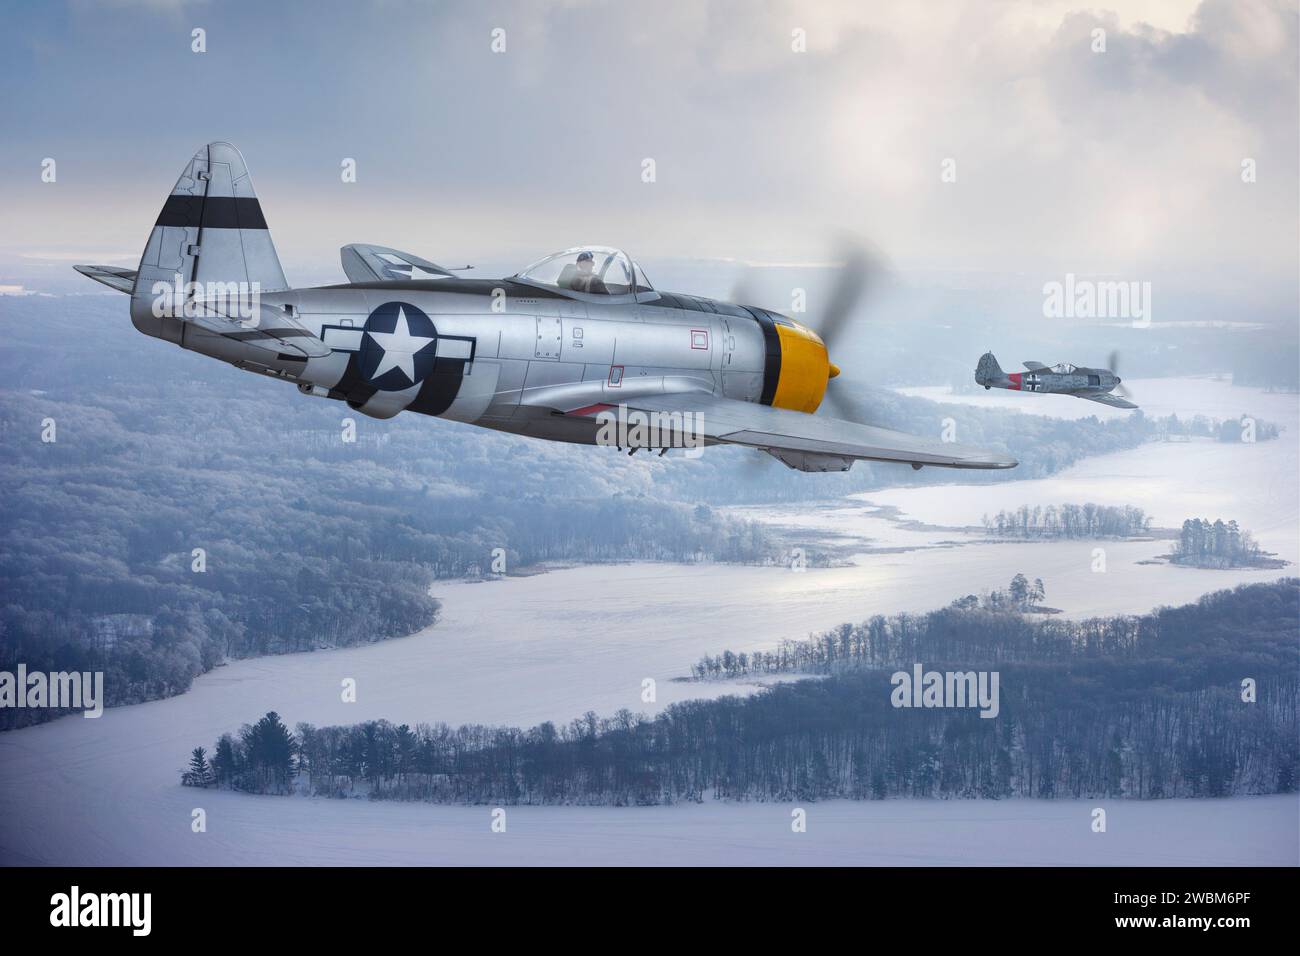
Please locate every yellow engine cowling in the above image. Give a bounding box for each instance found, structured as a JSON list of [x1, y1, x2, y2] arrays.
[[770, 321, 835, 414]]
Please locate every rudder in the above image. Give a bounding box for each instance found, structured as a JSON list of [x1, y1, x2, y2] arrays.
[[974, 351, 1006, 386], [132, 142, 287, 328]]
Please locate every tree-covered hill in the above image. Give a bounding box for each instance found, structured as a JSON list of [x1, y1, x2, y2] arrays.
[[185, 580, 1299, 804]]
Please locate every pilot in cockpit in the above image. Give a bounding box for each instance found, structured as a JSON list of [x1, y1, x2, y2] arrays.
[[558, 251, 608, 294]]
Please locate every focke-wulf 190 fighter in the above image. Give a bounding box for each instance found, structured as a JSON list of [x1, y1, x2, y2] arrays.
[[75, 142, 1017, 473], [975, 352, 1138, 410]]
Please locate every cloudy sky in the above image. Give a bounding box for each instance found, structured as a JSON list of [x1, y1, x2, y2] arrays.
[[0, 0, 1295, 296]]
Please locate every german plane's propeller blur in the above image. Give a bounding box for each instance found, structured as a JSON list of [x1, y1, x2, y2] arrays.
[[76, 142, 1018, 472]]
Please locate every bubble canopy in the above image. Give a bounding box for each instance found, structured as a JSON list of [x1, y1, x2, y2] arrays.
[[516, 246, 652, 296]]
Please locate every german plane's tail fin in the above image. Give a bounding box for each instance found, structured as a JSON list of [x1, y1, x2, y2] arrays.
[[974, 351, 1008, 386]]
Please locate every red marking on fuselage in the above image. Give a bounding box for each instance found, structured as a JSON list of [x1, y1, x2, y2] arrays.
[[1007, 372, 1022, 391], [568, 402, 616, 417]]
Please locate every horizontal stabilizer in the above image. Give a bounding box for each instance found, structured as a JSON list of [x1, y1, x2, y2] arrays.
[[177, 300, 331, 359], [73, 264, 137, 294], [341, 244, 457, 284]]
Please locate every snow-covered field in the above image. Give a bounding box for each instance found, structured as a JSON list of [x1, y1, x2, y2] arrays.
[[1, 377, 1296, 867]]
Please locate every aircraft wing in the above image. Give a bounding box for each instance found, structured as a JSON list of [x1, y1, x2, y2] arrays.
[[341, 244, 457, 283], [533, 383, 1017, 471], [1077, 391, 1138, 410], [1022, 361, 1048, 370]]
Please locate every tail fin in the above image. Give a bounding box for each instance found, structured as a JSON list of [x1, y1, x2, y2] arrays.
[[974, 351, 1005, 386], [131, 142, 287, 327]]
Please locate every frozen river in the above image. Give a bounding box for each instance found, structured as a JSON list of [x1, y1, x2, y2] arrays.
[[1, 377, 1296, 866]]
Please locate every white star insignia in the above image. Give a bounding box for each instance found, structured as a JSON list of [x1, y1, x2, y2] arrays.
[[366, 306, 435, 384]]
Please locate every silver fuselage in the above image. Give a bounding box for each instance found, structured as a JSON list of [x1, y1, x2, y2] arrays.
[[129, 278, 779, 446]]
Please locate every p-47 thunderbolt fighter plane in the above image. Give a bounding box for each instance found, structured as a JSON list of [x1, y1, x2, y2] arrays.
[[75, 142, 1017, 472], [975, 352, 1138, 409]]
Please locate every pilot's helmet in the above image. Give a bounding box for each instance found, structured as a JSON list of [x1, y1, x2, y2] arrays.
[[576, 251, 594, 263]]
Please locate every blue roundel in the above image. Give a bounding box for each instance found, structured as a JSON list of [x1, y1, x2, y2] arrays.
[[356, 302, 438, 391]]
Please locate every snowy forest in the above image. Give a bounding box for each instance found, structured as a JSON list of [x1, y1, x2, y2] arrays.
[[693, 572, 1051, 680], [982, 503, 1152, 538], [182, 579, 1298, 803], [0, 441, 776, 729]]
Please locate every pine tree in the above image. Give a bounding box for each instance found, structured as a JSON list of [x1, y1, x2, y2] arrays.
[[1009, 573, 1030, 609], [211, 733, 240, 788], [183, 746, 212, 787], [239, 711, 298, 792]]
